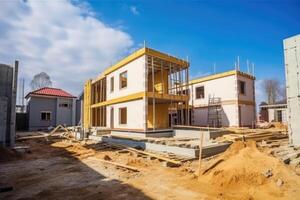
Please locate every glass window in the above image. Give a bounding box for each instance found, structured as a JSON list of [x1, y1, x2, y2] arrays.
[[119, 71, 127, 89], [41, 111, 51, 121], [110, 76, 114, 92], [239, 80, 246, 95], [196, 86, 204, 99], [119, 107, 127, 124]]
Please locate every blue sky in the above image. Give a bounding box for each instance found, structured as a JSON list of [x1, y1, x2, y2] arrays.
[[89, 0, 300, 81], [1, 0, 299, 104]]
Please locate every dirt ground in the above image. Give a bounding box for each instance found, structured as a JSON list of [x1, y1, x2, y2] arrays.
[[1, 133, 300, 200]]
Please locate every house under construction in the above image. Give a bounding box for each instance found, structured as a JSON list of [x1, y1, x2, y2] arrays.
[[187, 70, 256, 127], [83, 47, 189, 136]]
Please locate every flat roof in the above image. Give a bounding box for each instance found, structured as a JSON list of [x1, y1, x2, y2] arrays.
[[189, 70, 255, 85], [93, 47, 189, 83]]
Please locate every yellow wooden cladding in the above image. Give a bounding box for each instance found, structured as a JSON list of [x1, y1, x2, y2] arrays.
[[83, 79, 92, 129], [90, 91, 188, 108], [91, 92, 145, 108], [93, 47, 189, 83], [147, 103, 170, 129]]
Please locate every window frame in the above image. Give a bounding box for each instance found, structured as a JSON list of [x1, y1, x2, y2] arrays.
[[238, 80, 246, 95], [41, 111, 51, 121], [195, 86, 205, 99], [110, 76, 114, 92], [119, 71, 128, 89], [119, 107, 127, 125]]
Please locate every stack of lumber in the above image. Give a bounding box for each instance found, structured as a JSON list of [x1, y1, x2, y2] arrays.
[[217, 130, 288, 143]]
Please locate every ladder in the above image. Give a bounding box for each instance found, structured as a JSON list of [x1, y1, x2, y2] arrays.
[[207, 97, 222, 127]]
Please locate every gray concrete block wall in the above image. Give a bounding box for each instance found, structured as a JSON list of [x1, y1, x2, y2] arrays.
[[0, 61, 18, 147], [284, 34, 300, 146]]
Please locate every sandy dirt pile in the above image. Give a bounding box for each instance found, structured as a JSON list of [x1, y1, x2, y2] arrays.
[[200, 141, 300, 199]]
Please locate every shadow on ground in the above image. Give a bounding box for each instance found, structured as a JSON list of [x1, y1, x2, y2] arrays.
[[0, 137, 153, 200]]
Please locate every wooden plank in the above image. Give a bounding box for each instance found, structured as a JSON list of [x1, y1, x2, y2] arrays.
[[107, 142, 182, 165], [197, 131, 204, 177], [89, 157, 140, 172], [202, 159, 224, 175]]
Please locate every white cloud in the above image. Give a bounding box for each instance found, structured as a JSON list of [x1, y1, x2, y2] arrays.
[[0, 0, 133, 98], [130, 6, 139, 15]]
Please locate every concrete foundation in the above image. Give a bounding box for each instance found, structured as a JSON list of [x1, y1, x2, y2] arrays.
[[91, 135, 230, 158], [110, 129, 173, 138]]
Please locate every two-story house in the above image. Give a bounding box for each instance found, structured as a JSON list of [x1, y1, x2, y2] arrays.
[[83, 47, 189, 136]]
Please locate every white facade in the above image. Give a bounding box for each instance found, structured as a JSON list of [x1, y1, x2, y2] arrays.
[[106, 100, 146, 130], [268, 107, 287, 123], [284, 34, 300, 146], [105, 56, 146, 131], [106, 56, 146, 100], [189, 70, 255, 127]]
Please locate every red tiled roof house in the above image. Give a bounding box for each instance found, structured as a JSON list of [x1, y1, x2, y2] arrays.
[[25, 87, 76, 131]]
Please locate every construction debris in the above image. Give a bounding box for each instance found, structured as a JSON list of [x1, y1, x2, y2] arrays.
[[2, 132, 300, 200]]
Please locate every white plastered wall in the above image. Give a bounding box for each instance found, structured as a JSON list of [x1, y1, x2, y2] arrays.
[[106, 99, 145, 130], [193, 104, 238, 127], [189, 75, 237, 106], [268, 108, 287, 123], [190, 75, 239, 127], [106, 55, 146, 100]]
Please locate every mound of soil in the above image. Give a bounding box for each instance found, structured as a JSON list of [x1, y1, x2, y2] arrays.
[[200, 141, 300, 199]]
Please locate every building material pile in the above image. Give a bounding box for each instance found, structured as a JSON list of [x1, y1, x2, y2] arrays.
[[199, 141, 300, 199]]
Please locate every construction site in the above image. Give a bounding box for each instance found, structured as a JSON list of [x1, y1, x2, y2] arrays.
[[1, 0, 300, 198], [1, 34, 300, 200]]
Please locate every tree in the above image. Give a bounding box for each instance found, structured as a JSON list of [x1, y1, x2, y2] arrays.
[[262, 79, 280, 104], [30, 72, 52, 90]]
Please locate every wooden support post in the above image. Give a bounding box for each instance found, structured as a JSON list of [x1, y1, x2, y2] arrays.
[[161, 60, 163, 94], [197, 131, 204, 179], [152, 56, 155, 130]]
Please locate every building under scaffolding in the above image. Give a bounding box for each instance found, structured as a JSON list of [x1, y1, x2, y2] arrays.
[[83, 47, 189, 136]]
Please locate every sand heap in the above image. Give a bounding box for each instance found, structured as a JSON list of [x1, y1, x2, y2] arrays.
[[200, 141, 300, 199]]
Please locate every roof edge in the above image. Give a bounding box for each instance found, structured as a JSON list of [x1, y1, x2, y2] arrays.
[[189, 70, 255, 85]]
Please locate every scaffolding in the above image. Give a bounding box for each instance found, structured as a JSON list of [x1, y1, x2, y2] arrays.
[[146, 54, 189, 130], [207, 97, 222, 127]]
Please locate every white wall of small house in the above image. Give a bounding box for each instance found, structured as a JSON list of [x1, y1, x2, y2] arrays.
[[106, 99, 146, 130], [189, 73, 255, 127], [189, 75, 237, 106], [268, 108, 287, 123], [106, 55, 146, 100], [192, 104, 239, 127]]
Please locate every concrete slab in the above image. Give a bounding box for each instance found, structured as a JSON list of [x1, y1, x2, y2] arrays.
[[95, 135, 231, 159]]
